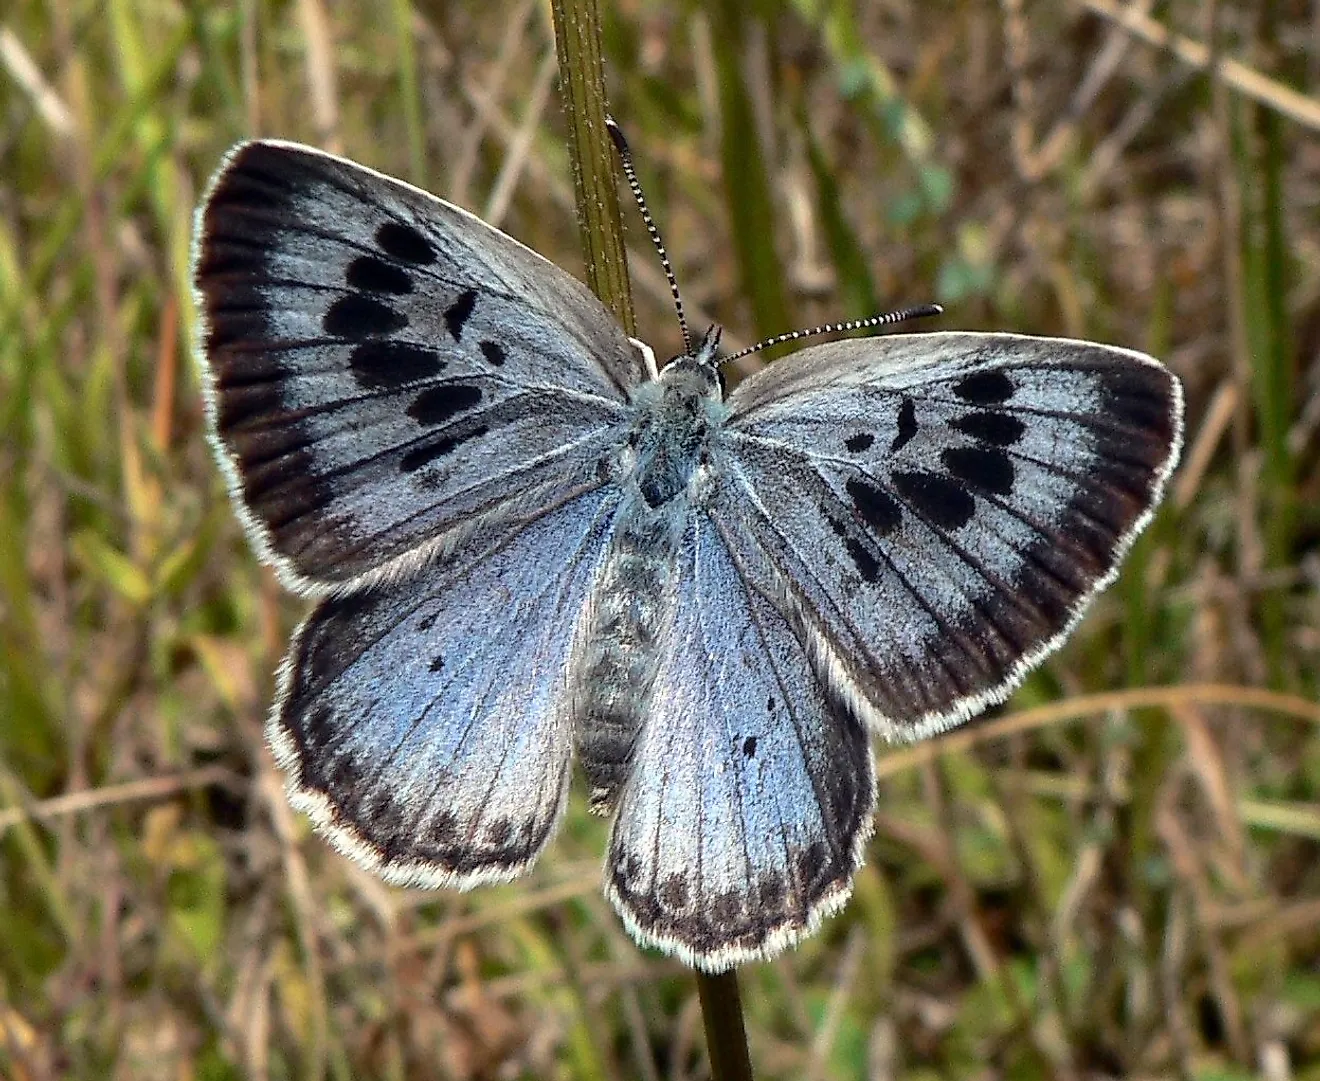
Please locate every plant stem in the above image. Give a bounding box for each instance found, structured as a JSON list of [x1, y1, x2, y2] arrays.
[[548, 1, 754, 1077], [549, 0, 635, 336], [697, 969, 756, 1081], [708, 0, 792, 343]]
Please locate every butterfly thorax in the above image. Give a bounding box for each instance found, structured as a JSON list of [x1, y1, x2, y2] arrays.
[[626, 361, 728, 506], [575, 363, 730, 813]]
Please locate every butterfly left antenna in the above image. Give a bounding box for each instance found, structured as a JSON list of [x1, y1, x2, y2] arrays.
[[721, 304, 945, 364], [605, 116, 693, 355]]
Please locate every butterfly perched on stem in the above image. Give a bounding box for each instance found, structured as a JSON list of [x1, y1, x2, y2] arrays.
[[192, 137, 1182, 972]]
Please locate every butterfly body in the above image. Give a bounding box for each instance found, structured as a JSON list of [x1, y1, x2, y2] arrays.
[[193, 139, 1183, 971], [574, 489, 685, 811]]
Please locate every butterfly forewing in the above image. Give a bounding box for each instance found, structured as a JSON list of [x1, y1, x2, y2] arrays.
[[719, 332, 1183, 739], [193, 140, 646, 591]]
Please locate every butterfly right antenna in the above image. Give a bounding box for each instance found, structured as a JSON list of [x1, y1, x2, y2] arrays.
[[605, 116, 693, 355], [721, 304, 945, 364]]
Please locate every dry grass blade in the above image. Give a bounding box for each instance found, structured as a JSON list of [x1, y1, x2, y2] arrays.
[[1076, 0, 1320, 130], [876, 685, 1320, 779]]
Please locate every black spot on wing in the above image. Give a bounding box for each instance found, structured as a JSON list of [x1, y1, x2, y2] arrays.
[[407, 384, 482, 426], [349, 341, 443, 389], [375, 221, 437, 264], [324, 294, 408, 337], [485, 818, 512, 848], [950, 411, 1025, 446], [428, 654, 445, 673], [445, 290, 478, 341], [660, 875, 689, 910], [845, 478, 901, 538], [942, 446, 1014, 495], [480, 340, 507, 366], [845, 537, 880, 583], [429, 811, 458, 845], [742, 736, 758, 758], [892, 470, 976, 531], [346, 255, 412, 295], [826, 510, 881, 583], [399, 426, 488, 472], [953, 369, 1014, 404], [891, 396, 917, 452], [844, 433, 873, 453], [794, 841, 830, 894], [710, 892, 742, 928]]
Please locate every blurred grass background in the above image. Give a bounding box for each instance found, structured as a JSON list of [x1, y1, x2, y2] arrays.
[[2, 0, 1319, 1078]]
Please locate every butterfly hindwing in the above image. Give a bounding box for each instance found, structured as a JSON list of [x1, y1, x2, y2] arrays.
[[720, 332, 1183, 739], [193, 140, 646, 591], [605, 511, 875, 971], [270, 489, 618, 887]]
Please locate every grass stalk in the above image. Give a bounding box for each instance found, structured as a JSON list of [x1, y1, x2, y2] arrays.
[[707, 0, 791, 342], [549, 0, 635, 335], [388, 0, 426, 185], [1238, 2, 1294, 681], [696, 968, 755, 1081], [549, 0, 754, 1075]]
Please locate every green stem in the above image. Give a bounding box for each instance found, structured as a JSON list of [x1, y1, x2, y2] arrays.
[[549, 0, 635, 335], [548, 2, 754, 1077], [709, 0, 791, 342]]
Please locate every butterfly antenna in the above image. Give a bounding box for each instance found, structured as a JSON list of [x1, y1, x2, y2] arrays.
[[721, 304, 945, 364], [605, 115, 693, 355]]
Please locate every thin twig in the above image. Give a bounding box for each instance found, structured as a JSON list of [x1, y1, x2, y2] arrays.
[[483, 45, 558, 227], [0, 765, 238, 836], [548, 0, 634, 333], [1076, 0, 1320, 131], [295, 0, 341, 153], [874, 684, 1320, 780], [0, 25, 75, 137]]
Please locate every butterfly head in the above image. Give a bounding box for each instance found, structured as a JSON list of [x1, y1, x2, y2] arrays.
[[659, 323, 725, 400]]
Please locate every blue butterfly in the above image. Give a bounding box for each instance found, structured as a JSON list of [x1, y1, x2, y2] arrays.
[[192, 136, 1182, 971]]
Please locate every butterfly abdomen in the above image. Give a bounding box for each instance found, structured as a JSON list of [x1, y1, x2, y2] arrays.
[[575, 496, 685, 813], [575, 368, 728, 812]]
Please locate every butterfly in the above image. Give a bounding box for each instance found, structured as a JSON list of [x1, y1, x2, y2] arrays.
[[191, 135, 1183, 972]]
